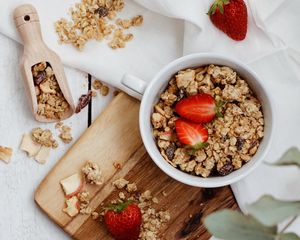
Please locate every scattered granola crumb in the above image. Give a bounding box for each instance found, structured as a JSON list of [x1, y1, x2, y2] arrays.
[[113, 178, 129, 189], [118, 192, 126, 200], [92, 211, 99, 220], [82, 161, 103, 185], [113, 162, 122, 170], [0, 146, 13, 164], [162, 191, 168, 197], [92, 80, 103, 90], [55, 0, 143, 50], [59, 124, 73, 144], [31, 128, 58, 148], [152, 197, 159, 204], [100, 85, 109, 96], [126, 183, 137, 193], [91, 91, 97, 97], [55, 122, 63, 129]]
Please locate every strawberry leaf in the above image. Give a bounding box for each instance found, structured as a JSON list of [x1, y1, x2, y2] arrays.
[[246, 195, 300, 227]]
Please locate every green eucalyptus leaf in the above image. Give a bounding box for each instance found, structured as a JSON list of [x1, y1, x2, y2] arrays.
[[271, 147, 300, 167], [204, 209, 277, 240], [246, 195, 300, 227], [279, 233, 300, 240]]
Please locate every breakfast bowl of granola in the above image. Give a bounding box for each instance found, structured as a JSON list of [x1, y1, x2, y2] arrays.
[[121, 53, 274, 188]]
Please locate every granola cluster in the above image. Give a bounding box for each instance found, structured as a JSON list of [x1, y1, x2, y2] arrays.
[[55, 0, 143, 50], [32, 62, 70, 120], [152, 65, 264, 177], [31, 127, 58, 149], [92, 80, 110, 96], [82, 161, 103, 185]]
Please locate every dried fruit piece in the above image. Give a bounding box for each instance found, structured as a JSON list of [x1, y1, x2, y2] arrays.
[[95, 6, 109, 17], [33, 71, 46, 85], [218, 163, 234, 176], [34, 146, 51, 164], [0, 146, 13, 164], [75, 91, 92, 113], [60, 173, 84, 198], [20, 134, 41, 157], [63, 196, 80, 217]]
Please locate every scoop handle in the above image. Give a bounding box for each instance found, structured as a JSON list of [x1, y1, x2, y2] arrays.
[[13, 4, 43, 45]]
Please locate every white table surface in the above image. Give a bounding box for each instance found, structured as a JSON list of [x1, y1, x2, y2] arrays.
[[0, 33, 115, 240]]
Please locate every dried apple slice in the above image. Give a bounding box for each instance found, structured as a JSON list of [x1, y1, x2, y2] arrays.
[[60, 173, 84, 198], [63, 196, 80, 217]]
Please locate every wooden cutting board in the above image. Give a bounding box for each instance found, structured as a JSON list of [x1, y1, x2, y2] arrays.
[[35, 93, 238, 240]]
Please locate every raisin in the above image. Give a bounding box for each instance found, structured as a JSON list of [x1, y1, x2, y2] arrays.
[[249, 140, 259, 149], [75, 90, 92, 113], [95, 6, 109, 17], [218, 163, 234, 176], [236, 137, 245, 151], [34, 71, 46, 85], [165, 145, 175, 160]]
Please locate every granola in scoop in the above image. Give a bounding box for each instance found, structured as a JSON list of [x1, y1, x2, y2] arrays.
[[151, 65, 264, 177]]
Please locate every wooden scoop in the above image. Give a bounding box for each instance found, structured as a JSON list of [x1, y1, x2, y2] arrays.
[[14, 4, 75, 122]]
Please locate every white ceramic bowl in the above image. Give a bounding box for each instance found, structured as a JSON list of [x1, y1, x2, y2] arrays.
[[121, 53, 275, 188]]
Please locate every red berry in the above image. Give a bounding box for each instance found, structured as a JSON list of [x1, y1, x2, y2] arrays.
[[104, 202, 142, 240], [175, 119, 208, 149], [208, 0, 248, 41], [175, 93, 223, 123]]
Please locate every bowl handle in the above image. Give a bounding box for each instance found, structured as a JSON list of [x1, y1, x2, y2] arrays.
[[121, 74, 148, 100]]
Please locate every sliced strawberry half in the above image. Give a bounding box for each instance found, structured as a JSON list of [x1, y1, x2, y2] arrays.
[[175, 93, 223, 123], [175, 119, 208, 149]]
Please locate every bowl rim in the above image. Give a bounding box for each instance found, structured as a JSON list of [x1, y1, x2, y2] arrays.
[[139, 52, 275, 188]]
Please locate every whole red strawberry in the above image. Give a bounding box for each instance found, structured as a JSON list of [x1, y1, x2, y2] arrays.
[[208, 0, 248, 41], [175, 93, 223, 123], [104, 202, 142, 240]]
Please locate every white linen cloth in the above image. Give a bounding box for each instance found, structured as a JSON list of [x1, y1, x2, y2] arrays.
[[0, 0, 300, 235]]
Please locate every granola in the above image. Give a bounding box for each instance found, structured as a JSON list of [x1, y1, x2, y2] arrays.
[[55, 0, 143, 50], [31, 128, 58, 148], [59, 124, 73, 144], [92, 80, 110, 96], [82, 161, 103, 185], [32, 62, 70, 120], [151, 65, 264, 178]]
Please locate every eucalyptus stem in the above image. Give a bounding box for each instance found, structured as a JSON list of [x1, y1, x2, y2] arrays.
[[280, 216, 297, 234]]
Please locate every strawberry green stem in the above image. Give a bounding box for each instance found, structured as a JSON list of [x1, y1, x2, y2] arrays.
[[208, 0, 230, 15]]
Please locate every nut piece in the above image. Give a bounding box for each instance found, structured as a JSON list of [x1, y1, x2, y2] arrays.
[[126, 183, 137, 193], [31, 128, 58, 149], [82, 161, 103, 185], [0, 146, 13, 163], [112, 178, 129, 189]]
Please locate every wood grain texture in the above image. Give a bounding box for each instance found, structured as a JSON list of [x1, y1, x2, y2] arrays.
[[35, 93, 238, 240]]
